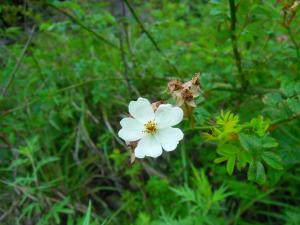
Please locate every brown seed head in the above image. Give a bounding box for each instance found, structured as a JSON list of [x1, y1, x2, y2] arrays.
[[167, 80, 183, 92], [181, 89, 194, 101]]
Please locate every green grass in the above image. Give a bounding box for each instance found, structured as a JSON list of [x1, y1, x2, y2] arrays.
[[1, 0, 300, 224]]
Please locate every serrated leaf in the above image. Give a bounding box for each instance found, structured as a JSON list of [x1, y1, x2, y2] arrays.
[[262, 151, 283, 170], [194, 107, 210, 125], [263, 93, 282, 106], [287, 98, 300, 113], [239, 133, 261, 151], [226, 156, 236, 175], [281, 80, 295, 97], [295, 82, 300, 94]]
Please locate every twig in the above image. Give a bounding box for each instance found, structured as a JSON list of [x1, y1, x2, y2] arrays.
[[119, 32, 133, 97], [0, 201, 19, 221], [269, 113, 300, 131], [102, 109, 126, 147], [121, 0, 133, 55], [47, 3, 120, 50], [2, 26, 35, 96], [123, 0, 179, 75], [228, 0, 247, 89], [120, 0, 141, 96]]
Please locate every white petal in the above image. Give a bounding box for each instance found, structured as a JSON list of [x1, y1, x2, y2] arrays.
[[156, 127, 184, 151], [155, 104, 183, 128], [118, 118, 144, 142], [134, 135, 162, 158], [128, 97, 155, 123], [120, 117, 143, 129]]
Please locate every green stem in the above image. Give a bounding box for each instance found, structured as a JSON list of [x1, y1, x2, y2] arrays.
[[123, 0, 179, 75]]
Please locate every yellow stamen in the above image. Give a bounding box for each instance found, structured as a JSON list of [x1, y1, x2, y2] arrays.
[[144, 121, 157, 134]]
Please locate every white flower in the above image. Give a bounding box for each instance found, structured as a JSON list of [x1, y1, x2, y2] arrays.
[[118, 97, 184, 158]]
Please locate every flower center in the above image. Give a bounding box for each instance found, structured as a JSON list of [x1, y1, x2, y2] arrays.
[[144, 121, 157, 134]]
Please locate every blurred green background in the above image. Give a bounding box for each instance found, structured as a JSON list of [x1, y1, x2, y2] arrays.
[[1, 0, 300, 224]]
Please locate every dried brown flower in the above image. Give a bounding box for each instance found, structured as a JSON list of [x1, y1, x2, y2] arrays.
[[167, 73, 201, 108], [167, 80, 183, 92]]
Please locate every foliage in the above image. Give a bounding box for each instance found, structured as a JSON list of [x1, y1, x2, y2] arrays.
[[1, 0, 300, 224]]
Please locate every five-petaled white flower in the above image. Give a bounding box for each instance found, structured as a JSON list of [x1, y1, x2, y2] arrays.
[[118, 97, 184, 158]]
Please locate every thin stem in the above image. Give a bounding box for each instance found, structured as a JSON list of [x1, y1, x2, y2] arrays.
[[123, 0, 159, 52], [2, 26, 35, 96], [121, 0, 133, 55], [47, 3, 120, 50], [228, 0, 247, 89], [270, 113, 300, 128], [123, 0, 179, 75]]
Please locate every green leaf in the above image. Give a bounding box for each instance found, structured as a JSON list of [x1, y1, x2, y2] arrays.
[[226, 156, 236, 175], [214, 157, 228, 164], [247, 161, 256, 181], [239, 133, 261, 151], [237, 151, 252, 170], [263, 93, 282, 106], [82, 200, 92, 225], [256, 161, 266, 184], [217, 144, 240, 156], [281, 80, 295, 97], [262, 151, 283, 170], [287, 98, 300, 113], [295, 81, 300, 94], [248, 161, 266, 184], [194, 107, 210, 125], [262, 136, 278, 148], [250, 116, 270, 137]]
